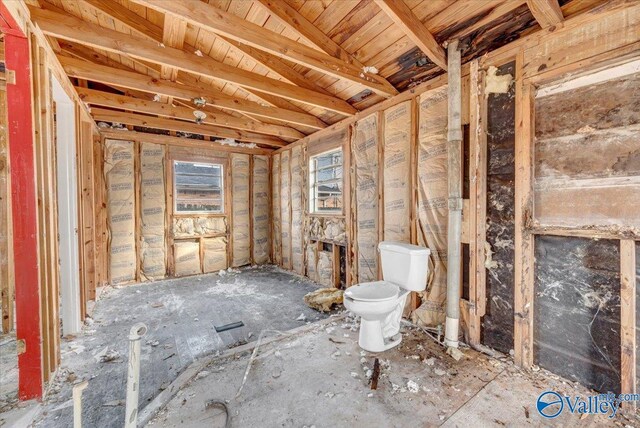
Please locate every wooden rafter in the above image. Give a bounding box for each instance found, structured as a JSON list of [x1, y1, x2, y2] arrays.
[[91, 108, 286, 148], [160, 15, 187, 81], [373, 0, 447, 70], [59, 56, 326, 130], [527, 0, 564, 28], [255, 0, 374, 69], [29, 6, 357, 115], [72, 0, 328, 108], [76, 87, 303, 140], [130, 0, 399, 97]]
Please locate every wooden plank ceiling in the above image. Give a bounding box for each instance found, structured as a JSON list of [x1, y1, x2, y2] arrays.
[[27, 0, 604, 149]]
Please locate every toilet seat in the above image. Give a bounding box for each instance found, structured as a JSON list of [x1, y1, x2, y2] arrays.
[[344, 281, 400, 302]]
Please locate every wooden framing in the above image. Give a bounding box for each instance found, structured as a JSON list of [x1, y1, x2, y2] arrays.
[[29, 7, 357, 116], [131, 0, 397, 98], [60, 56, 326, 130], [527, 0, 564, 28], [373, 0, 448, 70], [620, 239, 636, 409], [91, 108, 286, 148], [513, 49, 535, 368], [75, 87, 304, 140], [0, 59, 12, 334]]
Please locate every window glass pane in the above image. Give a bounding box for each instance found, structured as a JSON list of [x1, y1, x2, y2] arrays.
[[309, 149, 343, 213], [174, 161, 224, 213]]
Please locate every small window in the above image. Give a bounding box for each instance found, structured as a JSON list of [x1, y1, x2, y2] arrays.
[[309, 148, 343, 214], [174, 160, 224, 213]]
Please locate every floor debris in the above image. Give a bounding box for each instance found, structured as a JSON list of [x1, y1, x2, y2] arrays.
[[303, 288, 343, 312]]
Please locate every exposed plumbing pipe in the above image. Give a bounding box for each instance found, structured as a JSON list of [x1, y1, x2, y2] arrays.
[[445, 40, 463, 348], [72, 380, 88, 428], [124, 323, 147, 428]]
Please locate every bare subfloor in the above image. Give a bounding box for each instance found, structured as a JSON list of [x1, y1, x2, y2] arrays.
[[31, 265, 327, 427], [150, 316, 638, 428]]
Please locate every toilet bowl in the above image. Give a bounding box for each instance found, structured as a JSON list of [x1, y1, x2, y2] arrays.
[[344, 242, 430, 352]]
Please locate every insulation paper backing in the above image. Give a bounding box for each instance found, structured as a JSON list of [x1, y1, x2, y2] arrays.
[[280, 151, 291, 268], [104, 139, 136, 284], [290, 146, 304, 275], [252, 155, 270, 264], [231, 154, 251, 267], [317, 251, 333, 287], [174, 240, 201, 277], [140, 143, 166, 281], [306, 244, 318, 282], [383, 101, 412, 242], [203, 237, 228, 273], [353, 114, 379, 282], [414, 86, 449, 327], [272, 154, 282, 265]]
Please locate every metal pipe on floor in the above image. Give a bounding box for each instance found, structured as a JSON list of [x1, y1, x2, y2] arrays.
[[445, 39, 463, 349], [72, 380, 88, 428], [124, 323, 147, 428]]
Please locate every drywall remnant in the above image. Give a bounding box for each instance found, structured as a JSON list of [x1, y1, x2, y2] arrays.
[[485, 66, 513, 94], [304, 288, 343, 312]]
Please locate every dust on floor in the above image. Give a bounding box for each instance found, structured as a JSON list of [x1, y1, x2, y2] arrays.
[[150, 315, 637, 428], [30, 265, 327, 428]]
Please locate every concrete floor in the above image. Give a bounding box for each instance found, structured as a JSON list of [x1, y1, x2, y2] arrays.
[[0, 333, 18, 411], [28, 265, 327, 428], [149, 317, 638, 428]]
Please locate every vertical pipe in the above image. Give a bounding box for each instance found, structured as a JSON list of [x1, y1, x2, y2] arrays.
[[72, 380, 89, 428], [125, 323, 147, 428], [445, 40, 463, 348]]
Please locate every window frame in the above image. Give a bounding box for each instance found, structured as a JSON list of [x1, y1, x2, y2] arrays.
[[173, 160, 225, 215], [308, 147, 344, 215]]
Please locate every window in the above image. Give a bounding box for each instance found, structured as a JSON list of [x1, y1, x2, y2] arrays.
[[309, 148, 343, 214], [174, 161, 224, 213]]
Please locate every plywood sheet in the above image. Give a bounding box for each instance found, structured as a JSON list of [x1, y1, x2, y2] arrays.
[[104, 139, 136, 284]]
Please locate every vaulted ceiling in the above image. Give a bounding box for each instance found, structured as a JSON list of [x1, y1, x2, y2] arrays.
[[26, 0, 605, 149]]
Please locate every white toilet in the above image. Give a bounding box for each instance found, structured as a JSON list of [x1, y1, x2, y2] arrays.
[[344, 241, 431, 352]]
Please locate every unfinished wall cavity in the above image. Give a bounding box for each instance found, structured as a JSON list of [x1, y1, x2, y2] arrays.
[[140, 143, 166, 281], [174, 240, 201, 277], [172, 217, 226, 238], [104, 139, 136, 284], [353, 113, 379, 283], [271, 154, 281, 265], [414, 87, 448, 326], [308, 217, 346, 244], [231, 154, 250, 267], [252, 155, 270, 265], [203, 237, 227, 273], [280, 151, 291, 268], [290, 146, 304, 275], [483, 61, 516, 354], [534, 70, 640, 230], [383, 101, 412, 243], [534, 236, 621, 393]]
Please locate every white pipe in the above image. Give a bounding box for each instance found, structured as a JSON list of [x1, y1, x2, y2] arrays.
[[445, 40, 463, 348], [72, 380, 89, 428], [125, 323, 147, 428]]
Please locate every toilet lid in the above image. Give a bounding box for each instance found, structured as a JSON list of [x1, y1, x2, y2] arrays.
[[344, 281, 400, 302]]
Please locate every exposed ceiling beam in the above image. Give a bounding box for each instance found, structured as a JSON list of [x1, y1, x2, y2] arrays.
[[129, 0, 398, 98], [92, 108, 286, 148], [29, 7, 356, 116], [59, 56, 326, 130], [101, 129, 273, 155], [76, 87, 304, 140], [255, 0, 391, 74], [526, 0, 565, 28], [72, 0, 327, 109], [373, 0, 447, 70]]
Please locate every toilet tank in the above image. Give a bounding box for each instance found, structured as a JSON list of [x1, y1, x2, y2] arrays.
[[379, 241, 431, 291]]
